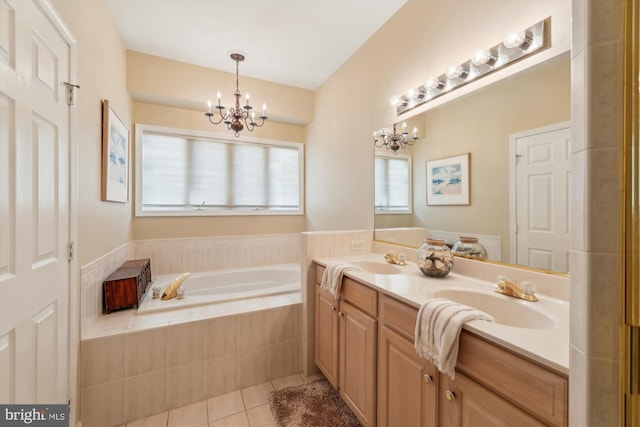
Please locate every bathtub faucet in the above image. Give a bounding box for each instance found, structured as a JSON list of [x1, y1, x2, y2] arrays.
[[161, 272, 191, 300]]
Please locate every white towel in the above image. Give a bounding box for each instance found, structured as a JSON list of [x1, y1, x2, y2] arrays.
[[414, 298, 494, 379], [320, 262, 362, 299]]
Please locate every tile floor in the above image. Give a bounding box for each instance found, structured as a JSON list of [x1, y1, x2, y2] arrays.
[[117, 372, 325, 427]]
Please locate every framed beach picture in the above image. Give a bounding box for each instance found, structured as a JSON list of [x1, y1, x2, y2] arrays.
[[102, 100, 129, 202], [426, 153, 470, 205]]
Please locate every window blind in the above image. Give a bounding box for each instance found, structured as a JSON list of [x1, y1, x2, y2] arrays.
[[139, 128, 302, 215], [375, 154, 411, 212]]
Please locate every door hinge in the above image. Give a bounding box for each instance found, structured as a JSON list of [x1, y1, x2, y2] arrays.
[[63, 82, 80, 106], [68, 241, 74, 262]]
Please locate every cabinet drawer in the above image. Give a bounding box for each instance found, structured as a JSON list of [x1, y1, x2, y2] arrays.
[[379, 294, 418, 341], [316, 283, 338, 303], [457, 331, 568, 426], [341, 277, 377, 316], [316, 264, 377, 315]]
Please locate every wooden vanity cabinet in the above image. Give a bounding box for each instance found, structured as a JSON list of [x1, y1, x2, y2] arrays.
[[340, 299, 377, 427], [314, 263, 568, 427], [439, 372, 546, 426], [378, 294, 438, 427], [315, 266, 378, 427], [315, 285, 339, 388], [454, 332, 568, 426]]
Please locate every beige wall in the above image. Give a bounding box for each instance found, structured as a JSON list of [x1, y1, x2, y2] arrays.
[[127, 52, 313, 239], [52, 0, 132, 266], [305, 0, 571, 232], [127, 51, 314, 125]]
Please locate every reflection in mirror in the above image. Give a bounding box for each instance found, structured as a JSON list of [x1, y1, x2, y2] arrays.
[[375, 153, 412, 214], [374, 52, 571, 274]]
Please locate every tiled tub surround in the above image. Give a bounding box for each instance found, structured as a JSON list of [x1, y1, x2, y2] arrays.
[[79, 234, 303, 427], [80, 303, 302, 427], [81, 234, 302, 339]]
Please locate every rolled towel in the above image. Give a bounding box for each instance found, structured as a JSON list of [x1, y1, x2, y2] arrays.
[[414, 298, 494, 379], [320, 262, 362, 299]]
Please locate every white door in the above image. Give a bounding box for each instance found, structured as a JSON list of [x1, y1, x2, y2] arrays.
[[0, 0, 70, 404], [512, 123, 571, 272]]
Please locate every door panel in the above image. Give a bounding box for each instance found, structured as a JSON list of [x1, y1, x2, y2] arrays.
[[0, 0, 70, 404], [315, 285, 339, 388], [514, 124, 571, 272], [339, 301, 376, 427]]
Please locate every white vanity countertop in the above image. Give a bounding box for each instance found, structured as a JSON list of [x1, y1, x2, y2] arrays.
[[314, 253, 569, 375]]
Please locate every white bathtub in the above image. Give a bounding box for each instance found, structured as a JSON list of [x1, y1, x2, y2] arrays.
[[137, 263, 300, 314]]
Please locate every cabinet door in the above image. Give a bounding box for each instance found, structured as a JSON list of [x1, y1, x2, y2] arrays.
[[378, 325, 437, 427], [339, 300, 377, 427], [315, 285, 339, 388], [440, 372, 546, 427]]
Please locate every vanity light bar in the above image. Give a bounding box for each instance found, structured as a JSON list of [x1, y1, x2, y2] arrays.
[[394, 18, 548, 115]]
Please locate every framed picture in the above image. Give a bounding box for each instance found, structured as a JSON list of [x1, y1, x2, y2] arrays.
[[426, 153, 470, 205], [102, 100, 129, 202]]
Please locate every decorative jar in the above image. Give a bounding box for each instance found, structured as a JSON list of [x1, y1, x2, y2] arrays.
[[417, 239, 454, 278], [452, 236, 488, 260]]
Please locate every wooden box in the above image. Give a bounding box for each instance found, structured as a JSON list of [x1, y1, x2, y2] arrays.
[[103, 258, 151, 313]]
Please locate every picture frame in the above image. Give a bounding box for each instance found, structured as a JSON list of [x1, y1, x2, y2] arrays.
[[102, 100, 129, 202], [426, 153, 470, 205]]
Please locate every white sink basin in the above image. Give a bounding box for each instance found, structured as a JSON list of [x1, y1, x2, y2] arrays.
[[349, 261, 402, 275], [432, 289, 555, 329]]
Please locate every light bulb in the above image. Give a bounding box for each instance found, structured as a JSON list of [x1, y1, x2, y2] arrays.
[[389, 96, 399, 107], [426, 76, 445, 91], [472, 49, 498, 66], [207, 100, 212, 113], [504, 30, 532, 49], [446, 64, 468, 80]]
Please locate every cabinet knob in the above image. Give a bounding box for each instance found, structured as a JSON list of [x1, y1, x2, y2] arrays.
[[331, 306, 336, 311], [445, 390, 456, 401], [423, 374, 433, 384], [338, 312, 344, 317]]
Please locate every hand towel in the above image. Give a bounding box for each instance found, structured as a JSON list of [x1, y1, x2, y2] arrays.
[[320, 262, 362, 299], [414, 298, 494, 379]]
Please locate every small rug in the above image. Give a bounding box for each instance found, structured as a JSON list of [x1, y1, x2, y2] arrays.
[[268, 379, 362, 427]]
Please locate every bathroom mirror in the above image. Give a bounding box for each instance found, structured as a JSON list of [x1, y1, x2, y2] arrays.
[[374, 52, 571, 274]]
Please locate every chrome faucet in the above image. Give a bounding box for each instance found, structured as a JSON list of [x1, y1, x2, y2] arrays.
[[495, 276, 538, 302]]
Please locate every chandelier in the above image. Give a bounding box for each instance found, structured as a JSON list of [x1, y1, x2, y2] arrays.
[[205, 53, 268, 136], [373, 123, 418, 154]]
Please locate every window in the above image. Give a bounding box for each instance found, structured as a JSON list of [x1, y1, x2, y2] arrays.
[[375, 153, 412, 213], [135, 124, 304, 216]]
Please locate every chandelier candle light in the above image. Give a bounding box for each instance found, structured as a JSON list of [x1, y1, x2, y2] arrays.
[[205, 53, 268, 136], [374, 122, 418, 154]]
